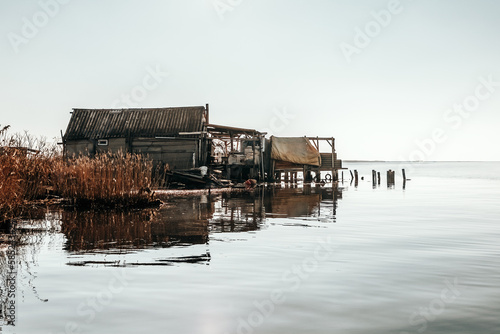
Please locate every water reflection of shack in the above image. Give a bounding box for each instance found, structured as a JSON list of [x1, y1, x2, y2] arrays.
[[152, 195, 213, 244], [264, 186, 342, 218], [59, 186, 341, 253], [210, 191, 265, 233]]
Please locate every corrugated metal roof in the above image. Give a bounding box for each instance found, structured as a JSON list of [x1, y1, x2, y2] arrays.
[[64, 107, 206, 140]]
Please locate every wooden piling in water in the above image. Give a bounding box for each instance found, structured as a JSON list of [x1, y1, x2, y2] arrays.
[[402, 168, 406, 189], [316, 170, 321, 183], [387, 170, 395, 186], [377, 172, 381, 185], [372, 170, 376, 184]]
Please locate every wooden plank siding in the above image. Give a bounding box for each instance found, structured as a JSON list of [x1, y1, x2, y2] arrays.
[[131, 138, 200, 170], [65, 140, 95, 157], [96, 138, 127, 154]]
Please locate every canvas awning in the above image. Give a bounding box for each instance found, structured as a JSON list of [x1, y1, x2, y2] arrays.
[[270, 136, 321, 166]]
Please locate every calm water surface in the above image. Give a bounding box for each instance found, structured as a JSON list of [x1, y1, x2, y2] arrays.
[[1, 162, 499, 334]]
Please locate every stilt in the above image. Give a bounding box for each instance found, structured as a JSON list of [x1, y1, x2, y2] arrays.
[[387, 170, 395, 187], [402, 169, 406, 189]]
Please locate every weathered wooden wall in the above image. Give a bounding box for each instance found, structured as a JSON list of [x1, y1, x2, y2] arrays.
[[65, 140, 94, 157], [96, 138, 127, 154], [131, 137, 200, 170], [65, 136, 210, 171]]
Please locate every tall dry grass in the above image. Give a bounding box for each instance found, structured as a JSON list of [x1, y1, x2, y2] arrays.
[[1, 125, 163, 221], [1, 126, 26, 219], [52, 152, 156, 207]]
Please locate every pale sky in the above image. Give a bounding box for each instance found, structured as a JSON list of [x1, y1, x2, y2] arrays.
[[1, 0, 499, 161]]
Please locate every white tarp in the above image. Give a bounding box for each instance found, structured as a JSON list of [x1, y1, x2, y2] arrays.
[[270, 136, 321, 166]]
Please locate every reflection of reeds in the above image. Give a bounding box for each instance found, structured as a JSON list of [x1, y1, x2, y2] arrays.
[[1, 126, 162, 221], [61, 210, 156, 252]]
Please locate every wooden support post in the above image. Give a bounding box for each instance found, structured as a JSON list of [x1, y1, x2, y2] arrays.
[[285, 171, 289, 183], [402, 169, 406, 189], [342, 171, 344, 183], [350, 170, 354, 180], [331, 137, 335, 183], [354, 170, 359, 183], [230, 133, 233, 153], [269, 159, 275, 182], [377, 172, 381, 185], [372, 170, 376, 185], [304, 168, 312, 183], [387, 170, 395, 187], [260, 137, 265, 182], [205, 103, 210, 124], [251, 139, 256, 179]]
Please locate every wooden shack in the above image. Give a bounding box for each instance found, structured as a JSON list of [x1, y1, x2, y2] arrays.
[[62, 106, 211, 170], [62, 105, 343, 185]]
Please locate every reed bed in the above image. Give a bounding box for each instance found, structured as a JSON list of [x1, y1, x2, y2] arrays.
[[0, 125, 162, 222], [52, 152, 157, 208]]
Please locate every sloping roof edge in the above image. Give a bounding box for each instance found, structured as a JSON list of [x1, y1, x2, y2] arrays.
[[64, 106, 206, 140]]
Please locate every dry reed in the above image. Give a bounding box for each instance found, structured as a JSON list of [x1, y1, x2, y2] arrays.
[[1, 125, 162, 221], [52, 152, 157, 208]]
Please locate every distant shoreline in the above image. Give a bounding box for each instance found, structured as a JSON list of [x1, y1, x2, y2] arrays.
[[343, 160, 500, 163]]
